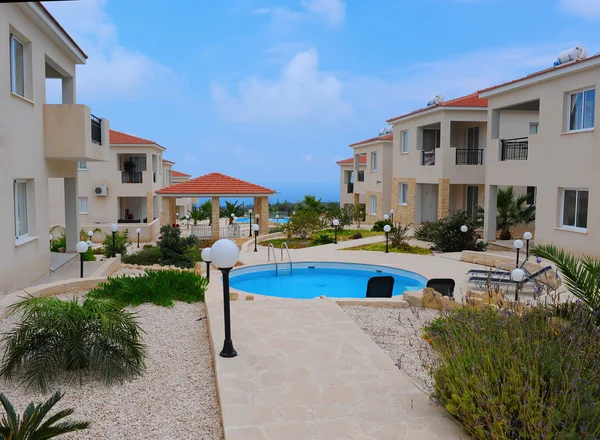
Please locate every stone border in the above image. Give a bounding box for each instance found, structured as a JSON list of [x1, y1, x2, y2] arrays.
[[91, 255, 122, 278]]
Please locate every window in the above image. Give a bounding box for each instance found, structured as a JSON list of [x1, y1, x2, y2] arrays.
[[14, 180, 28, 239], [398, 183, 408, 205], [370, 152, 378, 172], [529, 122, 539, 135], [400, 130, 409, 153], [78, 197, 89, 214], [569, 89, 595, 131], [370, 195, 377, 215], [10, 34, 25, 97], [77, 161, 88, 170], [526, 186, 536, 206], [561, 189, 588, 231]]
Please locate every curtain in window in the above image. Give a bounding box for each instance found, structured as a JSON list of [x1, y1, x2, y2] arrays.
[[584, 89, 595, 129], [10, 36, 25, 96], [79, 197, 88, 213], [577, 190, 588, 228], [14, 181, 28, 237]]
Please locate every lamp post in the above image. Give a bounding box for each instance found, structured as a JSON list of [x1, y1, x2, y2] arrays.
[[136, 228, 141, 248], [511, 268, 525, 302], [186, 215, 190, 230], [333, 219, 339, 244], [176, 212, 179, 226], [88, 230, 94, 243], [383, 214, 389, 222], [276, 214, 279, 223], [253, 224, 259, 252], [110, 223, 118, 257], [201, 247, 212, 283], [248, 209, 253, 237], [211, 239, 240, 358], [231, 213, 235, 225], [514, 239, 524, 268], [76, 241, 89, 279], [384, 224, 391, 253], [390, 209, 395, 223], [523, 231, 533, 260], [255, 213, 260, 225], [460, 225, 468, 233]]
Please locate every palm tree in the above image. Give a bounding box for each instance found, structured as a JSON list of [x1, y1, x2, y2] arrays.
[[476, 186, 535, 239], [531, 245, 600, 314], [297, 195, 325, 214], [220, 201, 244, 224], [198, 200, 213, 225], [0, 391, 90, 439], [188, 205, 208, 226]]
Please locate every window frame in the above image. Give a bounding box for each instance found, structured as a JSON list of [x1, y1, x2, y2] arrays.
[[526, 186, 536, 206], [9, 33, 25, 97], [560, 188, 589, 232], [77, 161, 88, 170], [14, 180, 29, 240], [568, 88, 595, 132], [370, 195, 377, 215], [400, 130, 409, 154], [78, 196, 89, 214], [529, 122, 539, 135], [370, 151, 378, 172], [398, 183, 408, 206]]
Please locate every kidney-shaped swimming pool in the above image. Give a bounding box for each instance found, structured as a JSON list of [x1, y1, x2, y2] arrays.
[[229, 262, 427, 299]]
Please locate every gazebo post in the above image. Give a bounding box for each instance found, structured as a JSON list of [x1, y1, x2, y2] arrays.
[[259, 196, 269, 234], [168, 198, 177, 225], [211, 196, 220, 239]]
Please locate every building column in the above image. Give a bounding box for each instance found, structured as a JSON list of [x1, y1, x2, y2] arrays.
[[146, 192, 153, 223], [259, 196, 269, 235], [61, 76, 76, 104], [63, 177, 79, 252], [353, 193, 359, 206], [437, 178, 451, 219], [483, 184, 498, 242], [211, 197, 220, 239], [168, 198, 177, 225]]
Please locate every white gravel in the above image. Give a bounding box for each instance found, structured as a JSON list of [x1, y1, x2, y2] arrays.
[[0, 293, 223, 440], [341, 305, 440, 394]]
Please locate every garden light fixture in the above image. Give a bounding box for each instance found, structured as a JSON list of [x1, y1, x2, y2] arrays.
[[110, 223, 118, 257], [252, 224, 260, 252], [248, 209, 253, 237], [136, 228, 141, 248], [201, 247, 212, 283], [76, 241, 89, 279], [523, 231, 533, 260], [255, 213, 260, 224], [514, 239, 524, 268], [460, 225, 468, 233], [211, 239, 240, 358], [390, 209, 395, 223], [384, 224, 391, 253], [383, 214, 389, 221], [511, 268, 525, 301], [186, 215, 190, 229], [333, 219, 339, 244], [88, 230, 93, 240]]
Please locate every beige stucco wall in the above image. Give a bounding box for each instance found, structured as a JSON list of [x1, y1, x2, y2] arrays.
[[483, 62, 600, 255]]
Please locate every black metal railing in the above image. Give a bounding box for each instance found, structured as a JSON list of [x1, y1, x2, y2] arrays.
[[91, 115, 102, 144], [456, 149, 484, 165], [501, 138, 528, 161], [357, 170, 365, 182], [421, 150, 435, 166], [122, 171, 143, 183], [347, 183, 354, 193]]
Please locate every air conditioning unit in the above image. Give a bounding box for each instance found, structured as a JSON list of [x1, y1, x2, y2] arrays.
[[94, 185, 108, 196]]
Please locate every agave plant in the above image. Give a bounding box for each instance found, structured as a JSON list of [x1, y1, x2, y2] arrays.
[[0, 296, 146, 392], [0, 391, 90, 439], [531, 244, 600, 313]]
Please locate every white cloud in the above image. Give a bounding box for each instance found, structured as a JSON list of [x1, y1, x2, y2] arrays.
[[211, 48, 352, 123], [44, 0, 178, 102], [557, 0, 600, 18], [301, 0, 345, 26], [255, 0, 345, 29]]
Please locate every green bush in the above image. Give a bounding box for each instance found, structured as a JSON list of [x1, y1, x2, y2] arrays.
[[157, 225, 198, 268], [352, 232, 363, 239], [122, 245, 162, 266], [413, 222, 439, 242], [82, 247, 96, 262], [424, 304, 600, 439], [0, 296, 145, 392], [311, 232, 335, 246], [371, 220, 393, 232], [426, 211, 486, 252], [103, 230, 129, 258], [50, 235, 66, 252], [92, 246, 106, 255], [88, 270, 208, 307], [288, 210, 322, 239]]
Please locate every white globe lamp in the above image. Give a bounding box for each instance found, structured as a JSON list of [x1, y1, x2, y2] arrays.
[[460, 225, 468, 233], [76, 241, 89, 279], [383, 225, 391, 253]]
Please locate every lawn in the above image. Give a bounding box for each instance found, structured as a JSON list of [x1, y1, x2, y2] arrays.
[[260, 229, 384, 249], [345, 242, 432, 255]]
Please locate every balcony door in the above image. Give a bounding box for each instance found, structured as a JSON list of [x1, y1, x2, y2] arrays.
[[467, 127, 479, 150], [421, 184, 438, 223], [422, 129, 440, 151], [466, 185, 479, 221]]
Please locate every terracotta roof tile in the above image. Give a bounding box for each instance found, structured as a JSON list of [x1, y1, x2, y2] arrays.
[[172, 170, 191, 177], [337, 156, 366, 165], [386, 93, 487, 123], [110, 130, 157, 145], [162, 158, 175, 164], [156, 172, 275, 195], [349, 133, 393, 147]]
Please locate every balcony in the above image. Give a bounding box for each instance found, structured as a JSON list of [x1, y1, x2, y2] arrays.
[[122, 171, 143, 184], [501, 138, 528, 161], [456, 149, 484, 165], [421, 150, 435, 166], [44, 104, 109, 162], [357, 170, 365, 182], [346, 183, 354, 193]]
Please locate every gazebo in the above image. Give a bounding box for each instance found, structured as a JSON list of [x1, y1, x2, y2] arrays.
[[156, 172, 275, 239]]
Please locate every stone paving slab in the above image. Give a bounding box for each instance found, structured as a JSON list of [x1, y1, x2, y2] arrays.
[[206, 289, 469, 440]]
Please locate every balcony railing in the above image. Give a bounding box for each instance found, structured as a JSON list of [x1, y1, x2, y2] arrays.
[[91, 115, 102, 145], [501, 137, 528, 161], [456, 149, 484, 165], [122, 171, 143, 183], [421, 150, 435, 166], [357, 170, 365, 182], [346, 183, 354, 194]]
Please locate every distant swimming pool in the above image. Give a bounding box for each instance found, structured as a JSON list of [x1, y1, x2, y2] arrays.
[[229, 262, 427, 299], [235, 217, 290, 224]]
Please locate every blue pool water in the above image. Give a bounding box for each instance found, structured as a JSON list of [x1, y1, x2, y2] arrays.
[[235, 217, 290, 224], [230, 262, 427, 299]]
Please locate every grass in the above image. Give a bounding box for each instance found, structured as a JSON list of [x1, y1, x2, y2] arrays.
[[344, 242, 431, 255], [261, 228, 384, 249]]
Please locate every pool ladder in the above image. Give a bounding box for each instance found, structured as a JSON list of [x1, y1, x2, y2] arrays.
[[267, 242, 293, 276]]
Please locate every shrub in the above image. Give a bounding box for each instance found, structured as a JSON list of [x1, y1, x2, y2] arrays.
[[0, 391, 90, 439], [50, 235, 66, 252], [88, 270, 208, 307], [311, 232, 335, 246], [103, 230, 129, 258], [390, 222, 411, 248], [371, 220, 393, 232], [413, 222, 439, 242], [424, 304, 600, 439], [427, 211, 486, 252], [352, 232, 363, 240], [1, 296, 145, 392], [122, 245, 162, 266], [157, 225, 198, 268], [288, 210, 321, 239], [82, 247, 96, 262], [92, 246, 106, 255]]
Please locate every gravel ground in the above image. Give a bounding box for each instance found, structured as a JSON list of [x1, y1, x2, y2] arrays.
[[341, 305, 440, 394], [0, 293, 224, 440]]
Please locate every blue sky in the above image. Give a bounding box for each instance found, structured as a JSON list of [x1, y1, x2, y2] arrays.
[[46, 0, 600, 203]]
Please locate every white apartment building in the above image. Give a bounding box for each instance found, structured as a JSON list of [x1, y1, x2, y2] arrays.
[[1, 3, 110, 293], [337, 155, 365, 211]]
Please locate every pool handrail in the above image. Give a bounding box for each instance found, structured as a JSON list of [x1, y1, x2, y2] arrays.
[[267, 243, 278, 275], [280, 242, 292, 274]]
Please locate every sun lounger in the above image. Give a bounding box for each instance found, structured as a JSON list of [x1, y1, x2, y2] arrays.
[[426, 278, 455, 298], [366, 276, 394, 298], [468, 266, 552, 288]]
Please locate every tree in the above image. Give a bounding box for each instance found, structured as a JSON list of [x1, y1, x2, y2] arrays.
[[476, 186, 535, 240], [188, 205, 208, 225], [351, 205, 365, 228], [199, 200, 213, 225], [287, 211, 322, 239], [0, 391, 90, 439], [296, 195, 325, 214], [157, 225, 198, 268], [220, 201, 244, 224]]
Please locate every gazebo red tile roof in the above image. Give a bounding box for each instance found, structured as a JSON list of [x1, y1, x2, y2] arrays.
[[386, 93, 487, 123], [156, 172, 275, 196], [337, 156, 367, 165]]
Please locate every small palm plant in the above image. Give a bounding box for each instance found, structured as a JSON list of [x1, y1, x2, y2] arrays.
[[0, 296, 146, 392], [0, 391, 90, 439], [188, 205, 208, 226], [476, 186, 535, 239], [220, 201, 244, 224]]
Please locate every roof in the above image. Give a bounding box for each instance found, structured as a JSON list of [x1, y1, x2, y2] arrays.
[[110, 130, 161, 147], [337, 155, 367, 165], [37, 3, 88, 60], [162, 158, 175, 164], [386, 93, 487, 124], [349, 133, 393, 148], [478, 53, 600, 95], [172, 170, 191, 177], [156, 172, 276, 196]]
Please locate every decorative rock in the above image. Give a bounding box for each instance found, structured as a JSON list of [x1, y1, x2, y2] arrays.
[[194, 262, 203, 276], [229, 292, 238, 301], [245, 295, 254, 301], [402, 290, 423, 307]]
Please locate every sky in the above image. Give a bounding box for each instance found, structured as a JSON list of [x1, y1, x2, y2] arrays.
[[44, 0, 600, 203]]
